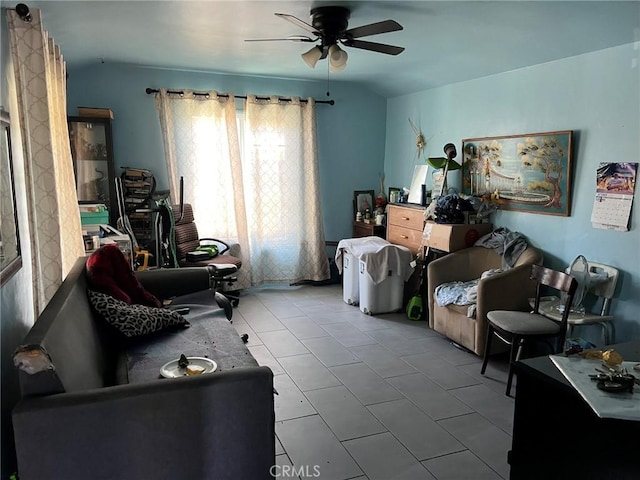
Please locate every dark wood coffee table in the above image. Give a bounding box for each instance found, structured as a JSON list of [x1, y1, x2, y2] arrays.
[[509, 340, 640, 480]]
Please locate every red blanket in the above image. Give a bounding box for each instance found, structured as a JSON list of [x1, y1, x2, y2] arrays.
[[86, 244, 162, 307]]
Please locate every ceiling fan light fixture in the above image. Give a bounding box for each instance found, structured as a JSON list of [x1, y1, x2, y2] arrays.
[[301, 46, 323, 68], [329, 61, 347, 73], [328, 44, 348, 71]]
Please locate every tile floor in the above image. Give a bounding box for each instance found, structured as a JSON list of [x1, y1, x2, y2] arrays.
[[232, 283, 515, 480]]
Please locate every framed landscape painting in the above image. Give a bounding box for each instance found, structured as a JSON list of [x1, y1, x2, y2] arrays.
[[461, 131, 574, 216]]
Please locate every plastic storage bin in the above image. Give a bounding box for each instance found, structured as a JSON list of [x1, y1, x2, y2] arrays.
[[336, 237, 390, 306], [342, 252, 359, 305], [358, 256, 404, 315], [357, 244, 414, 315], [79, 204, 109, 226], [81, 211, 109, 226]]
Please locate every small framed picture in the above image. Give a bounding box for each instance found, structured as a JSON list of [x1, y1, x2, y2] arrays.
[[353, 190, 374, 217]]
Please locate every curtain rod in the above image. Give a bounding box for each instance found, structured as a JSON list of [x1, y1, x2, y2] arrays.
[[145, 88, 334, 105]]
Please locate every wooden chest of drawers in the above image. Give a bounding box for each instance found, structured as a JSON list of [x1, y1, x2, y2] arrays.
[[386, 204, 425, 255]]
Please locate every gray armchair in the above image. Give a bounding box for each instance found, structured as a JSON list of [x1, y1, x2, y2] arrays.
[[427, 246, 543, 356]]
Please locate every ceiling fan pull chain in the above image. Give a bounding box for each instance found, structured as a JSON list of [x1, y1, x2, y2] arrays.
[[326, 60, 331, 97]]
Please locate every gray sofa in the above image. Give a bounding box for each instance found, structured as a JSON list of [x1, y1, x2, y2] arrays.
[[11, 257, 275, 480]]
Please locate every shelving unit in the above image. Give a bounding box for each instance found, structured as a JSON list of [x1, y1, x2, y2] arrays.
[[120, 167, 155, 251], [68, 116, 116, 225]]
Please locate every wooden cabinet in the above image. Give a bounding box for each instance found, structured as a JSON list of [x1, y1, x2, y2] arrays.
[[386, 204, 425, 255], [68, 116, 116, 225], [353, 221, 385, 239]]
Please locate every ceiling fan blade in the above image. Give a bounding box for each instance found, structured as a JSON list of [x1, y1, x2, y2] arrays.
[[245, 35, 315, 43], [344, 20, 403, 39], [275, 13, 318, 34], [342, 39, 405, 56]]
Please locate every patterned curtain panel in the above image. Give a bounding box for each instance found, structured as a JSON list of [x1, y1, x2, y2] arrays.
[[243, 96, 329, 284], [155, 90, 252, 289], [8, 8, 84, 313], [155, 91, 329, 286]]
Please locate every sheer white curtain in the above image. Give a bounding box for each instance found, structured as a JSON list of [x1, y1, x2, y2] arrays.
[[155, 91, 329, 286], [155, 89, 252, 288], [8, 8, 84, 312], [243, 95, 328, 284]]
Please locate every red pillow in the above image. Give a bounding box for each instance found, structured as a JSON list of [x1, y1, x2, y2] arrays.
[[86, 244, 162, 308]]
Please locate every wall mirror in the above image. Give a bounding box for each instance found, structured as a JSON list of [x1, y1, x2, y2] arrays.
[[0, 109, 22, 285], [407, 164, 428, 204]]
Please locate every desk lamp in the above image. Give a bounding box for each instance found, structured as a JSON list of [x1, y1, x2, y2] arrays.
[[427, 143, 461, 197]]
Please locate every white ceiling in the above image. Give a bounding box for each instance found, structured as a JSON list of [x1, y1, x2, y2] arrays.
[[19, 1, 640, 97]]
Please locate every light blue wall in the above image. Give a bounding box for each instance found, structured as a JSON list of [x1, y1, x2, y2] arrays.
[[65, 64, 388, 243], [385, 44, 640, 344]]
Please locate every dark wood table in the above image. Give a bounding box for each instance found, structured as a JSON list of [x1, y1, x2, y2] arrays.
[[352, 221, 385, 239], [509, 340, 640, 479]]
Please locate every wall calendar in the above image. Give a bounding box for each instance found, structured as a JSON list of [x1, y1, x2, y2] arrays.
[[591, 162, 637, 231]]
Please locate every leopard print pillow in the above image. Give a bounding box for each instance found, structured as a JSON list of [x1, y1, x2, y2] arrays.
[[88, 290, 189, 337]]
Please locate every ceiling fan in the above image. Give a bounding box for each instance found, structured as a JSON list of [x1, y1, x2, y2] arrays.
[[245, 6, 404, 71]]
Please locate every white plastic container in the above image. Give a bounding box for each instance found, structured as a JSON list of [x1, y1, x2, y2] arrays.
[[336, 237, 390, 306], [342, 252, 360, 305], [358, 256, 404, 315]]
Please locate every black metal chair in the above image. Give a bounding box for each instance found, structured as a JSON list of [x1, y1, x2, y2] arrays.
[[480, 264, 578, 396]]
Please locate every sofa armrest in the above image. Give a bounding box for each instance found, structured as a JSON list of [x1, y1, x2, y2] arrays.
[[136, 267, 212, 299], [427, 249, 494, 327], [13, 366, 275, 480], [476, 264, 535, 316]]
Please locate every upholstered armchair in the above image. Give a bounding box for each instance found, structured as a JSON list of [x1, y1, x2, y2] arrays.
[[427, 246, 543, 356]]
